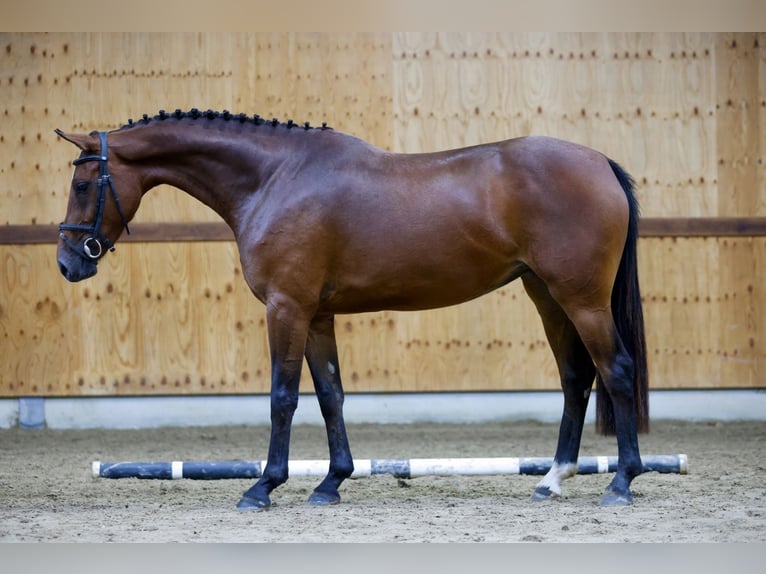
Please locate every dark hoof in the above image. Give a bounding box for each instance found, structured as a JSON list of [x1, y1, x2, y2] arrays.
[[236, 495, 271, 511], [600, 487, 633, 506], [530, 486, 558, 501], [307, 490, 341, 506]]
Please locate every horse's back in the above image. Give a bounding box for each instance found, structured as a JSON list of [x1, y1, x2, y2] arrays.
[[290, 134, 628, 313]]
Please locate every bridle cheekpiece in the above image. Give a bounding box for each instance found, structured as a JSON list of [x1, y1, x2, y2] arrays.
[[59, 131, 131, 260]]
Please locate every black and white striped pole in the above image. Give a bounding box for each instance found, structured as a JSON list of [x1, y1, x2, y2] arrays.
[[93, 454, 688, 480]]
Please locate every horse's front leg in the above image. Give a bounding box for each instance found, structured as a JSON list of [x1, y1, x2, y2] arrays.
[[304, 313, 354, 505], [237, 298, 311, 511]]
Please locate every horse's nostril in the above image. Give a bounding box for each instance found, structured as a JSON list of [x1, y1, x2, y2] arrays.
[[58, 260, 68, 277]]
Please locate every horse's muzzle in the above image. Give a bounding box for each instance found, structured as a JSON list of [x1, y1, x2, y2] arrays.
[[57, 248, 98, 282]]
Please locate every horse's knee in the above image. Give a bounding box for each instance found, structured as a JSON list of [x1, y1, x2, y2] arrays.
[[271, 385, 299, 416]]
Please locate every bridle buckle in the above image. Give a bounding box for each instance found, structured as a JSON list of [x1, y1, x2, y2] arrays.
[[83, 237, 103, 259]]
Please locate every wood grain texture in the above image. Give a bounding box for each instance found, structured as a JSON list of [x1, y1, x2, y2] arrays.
[[0, 32, 392, 226], [714, 33, 761, 217], [1, 239, 763, 396], [0, 33, 763, 397], [640, 237, 765, 389]]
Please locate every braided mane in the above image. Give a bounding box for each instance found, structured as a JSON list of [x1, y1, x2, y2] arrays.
[[117, 108, 331, 132]]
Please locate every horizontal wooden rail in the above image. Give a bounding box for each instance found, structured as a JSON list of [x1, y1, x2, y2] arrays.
[[639, 217, 766, 237], [1, 218, 765, 245]]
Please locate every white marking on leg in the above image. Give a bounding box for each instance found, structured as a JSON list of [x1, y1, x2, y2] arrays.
[[327, 362, 336, 375], [536, 462, 578, 496]]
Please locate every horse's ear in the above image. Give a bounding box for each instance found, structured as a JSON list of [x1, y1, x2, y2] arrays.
[[54, 129, 93, 151]]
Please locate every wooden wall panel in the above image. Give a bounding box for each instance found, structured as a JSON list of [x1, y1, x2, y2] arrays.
[[0, 33, 764, 397], [760, 32, 766, 216], [392, 33, 730, 218], [0, 243, 272, 396], [1, 238, 763, 396], [0, 32, 392, 226], [1, 243, 78, 395], [0, 243, 554, 396], [714, 33, 761, 217], [639, 238, 765, 389], [338, 283, 558, 394]]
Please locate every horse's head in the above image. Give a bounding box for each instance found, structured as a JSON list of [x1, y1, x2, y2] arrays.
[[55, 129, 142, 282]]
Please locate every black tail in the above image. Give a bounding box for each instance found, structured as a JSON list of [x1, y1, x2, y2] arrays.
[[596, 159, 649, 435]]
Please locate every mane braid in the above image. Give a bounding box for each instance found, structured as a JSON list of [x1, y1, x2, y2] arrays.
[[118, 108, 332, 132]]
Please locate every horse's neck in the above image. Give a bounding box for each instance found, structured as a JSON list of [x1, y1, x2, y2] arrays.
[[122, 124, 285, 230]]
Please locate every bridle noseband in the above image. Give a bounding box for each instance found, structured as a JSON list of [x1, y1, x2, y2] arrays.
[[59, 131, 131, 261]]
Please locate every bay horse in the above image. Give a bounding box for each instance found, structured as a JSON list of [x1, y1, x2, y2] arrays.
[[56, 109, 648, 509]]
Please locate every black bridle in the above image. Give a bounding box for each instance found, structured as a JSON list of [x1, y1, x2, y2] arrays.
[[59, 131, 131, 260]]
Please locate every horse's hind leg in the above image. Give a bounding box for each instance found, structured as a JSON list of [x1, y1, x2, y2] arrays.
[[522, 273, 597, 500], [567, 305, 643, 505], [304, 314, 354, 505]]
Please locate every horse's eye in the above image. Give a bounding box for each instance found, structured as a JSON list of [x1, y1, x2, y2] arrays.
[[75, 181, 90, 193]]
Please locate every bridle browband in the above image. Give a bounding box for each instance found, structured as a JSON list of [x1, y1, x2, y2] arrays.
[[59, 131, 131, 261]]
